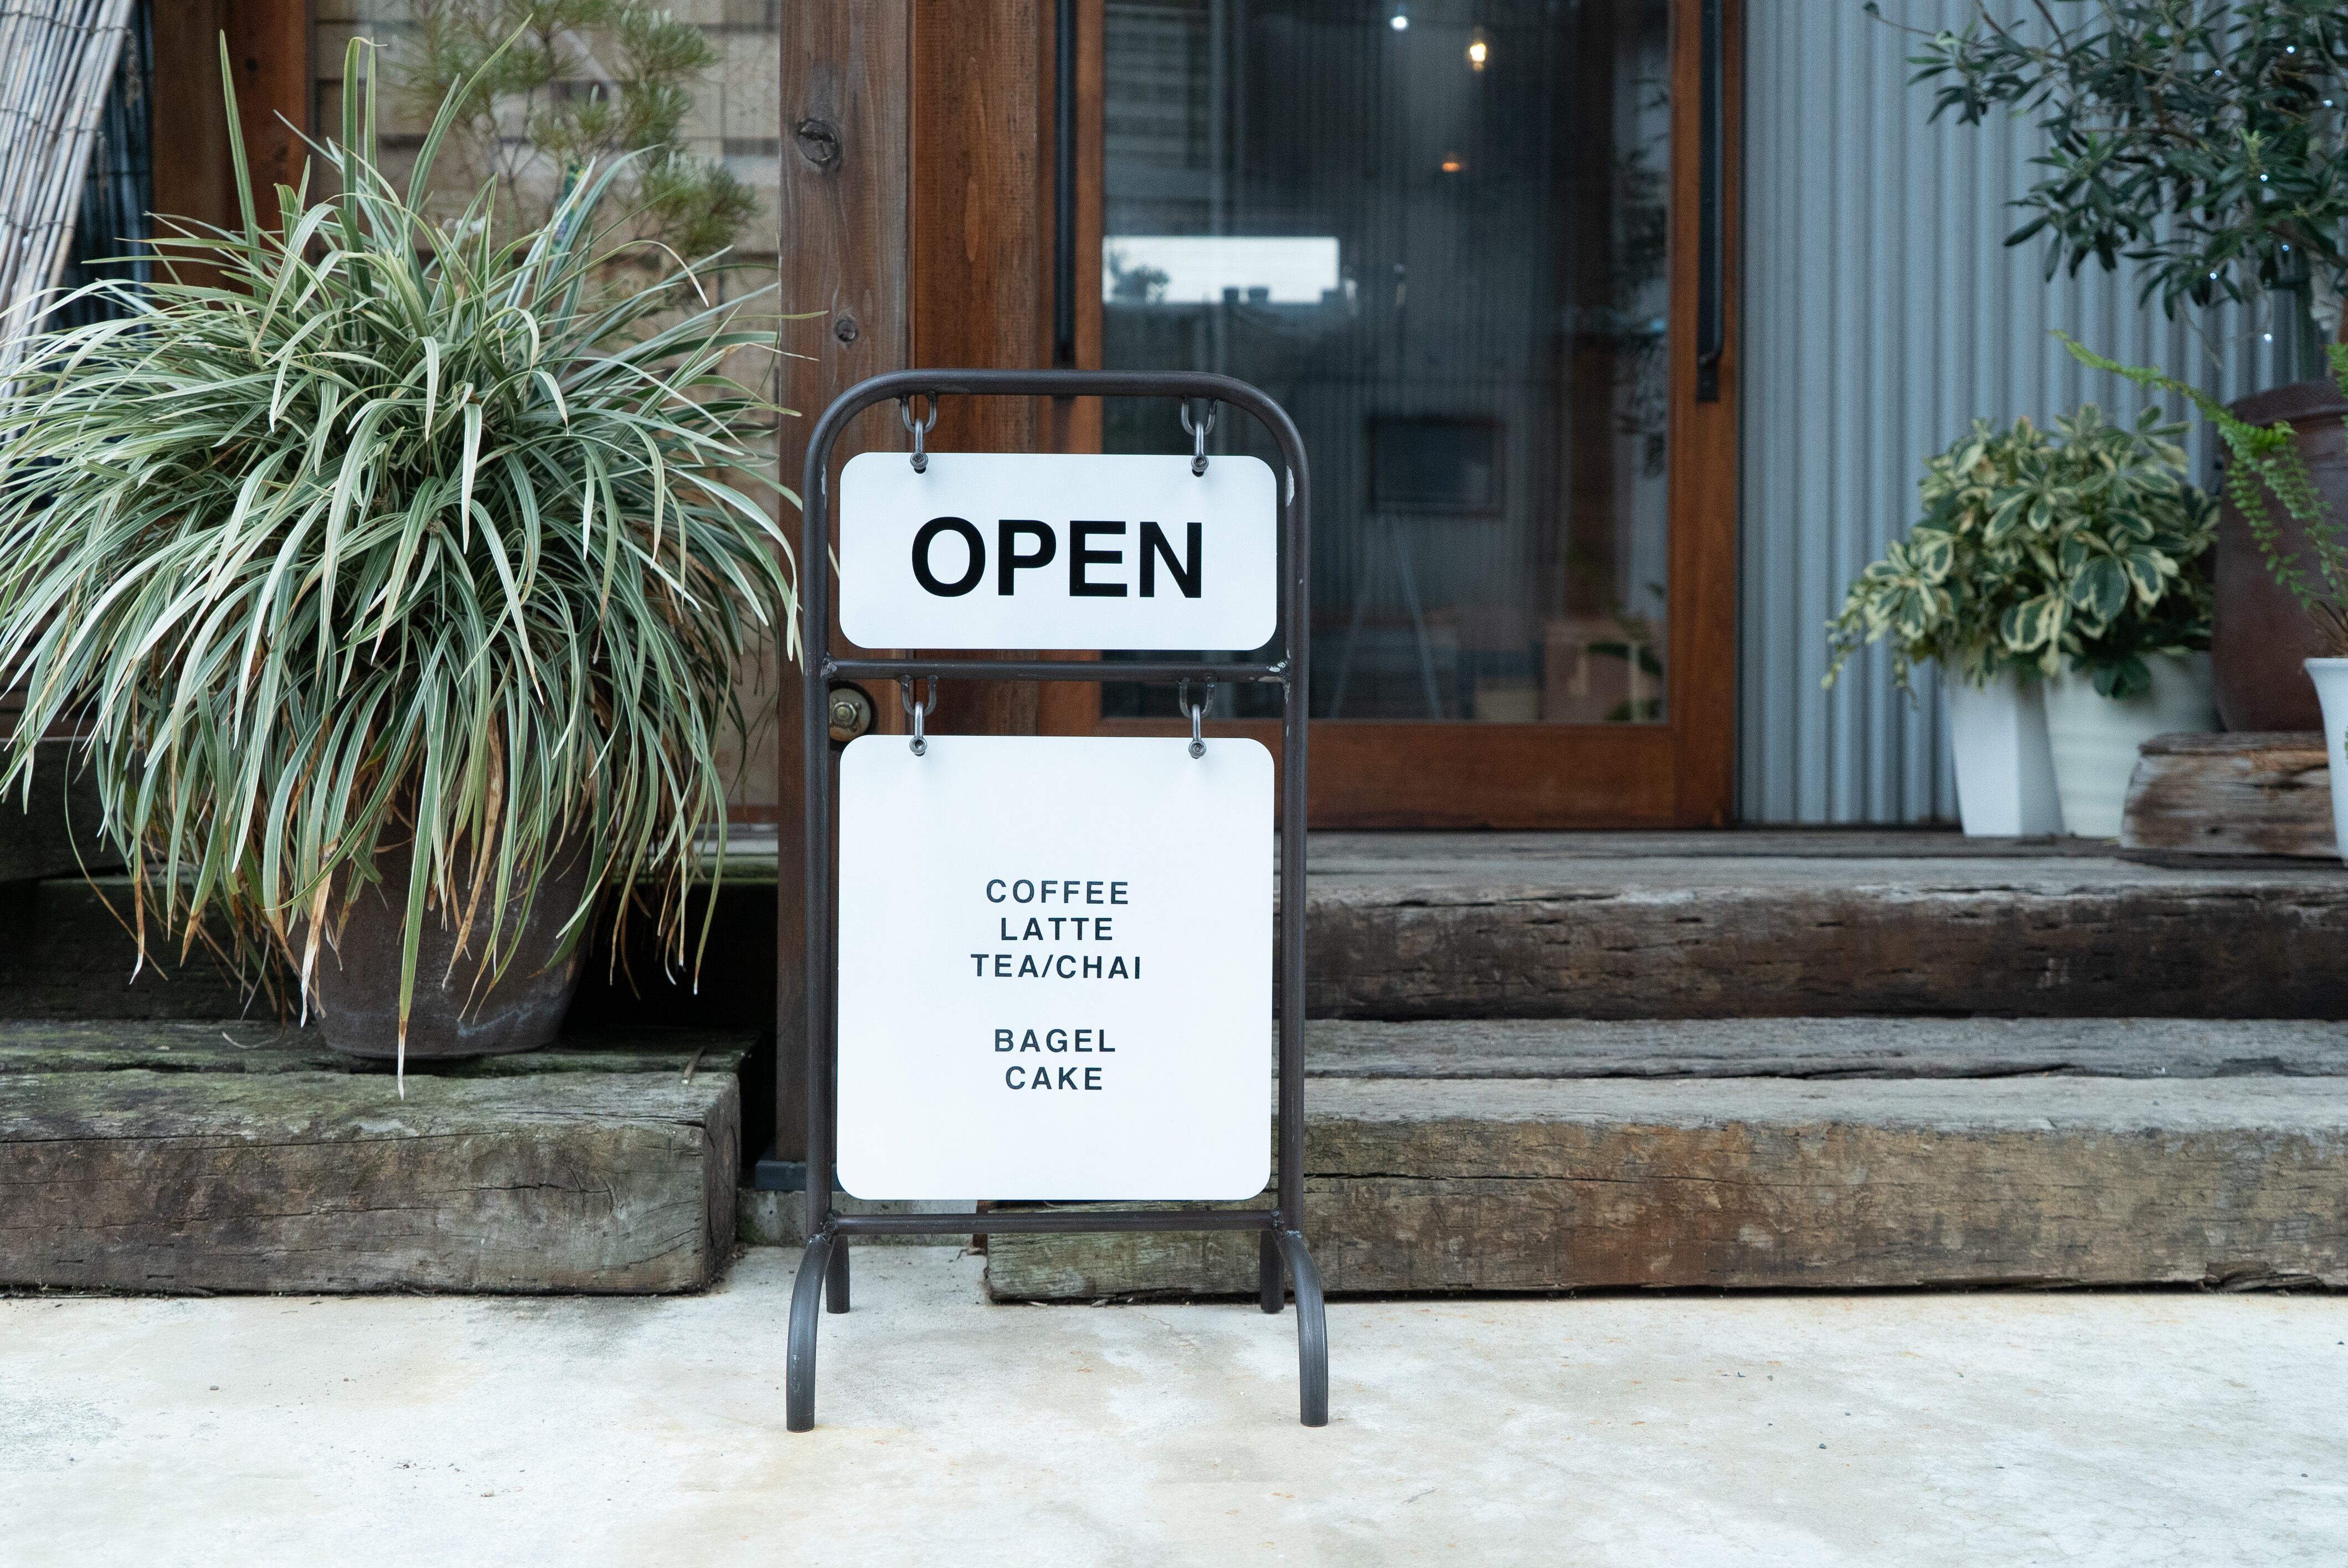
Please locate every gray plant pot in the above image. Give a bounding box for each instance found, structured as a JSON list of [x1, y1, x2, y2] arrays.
[[308, 838, 593, 1060]]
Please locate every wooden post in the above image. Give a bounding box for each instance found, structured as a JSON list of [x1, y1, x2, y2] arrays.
[[775, 0, 913, 1160], [152, 0, 308, 246]]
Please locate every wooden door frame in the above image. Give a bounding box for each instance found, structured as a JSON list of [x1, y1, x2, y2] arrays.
[[785, 0, 1737, 829], [1047, 0, 1741, 829]]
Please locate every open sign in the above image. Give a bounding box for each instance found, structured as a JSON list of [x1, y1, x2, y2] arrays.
[[838, 452, 1278, 650]]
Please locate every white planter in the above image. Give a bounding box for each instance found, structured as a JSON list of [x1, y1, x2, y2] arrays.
[[2043, 653, 2218, 839], [1943, 670, 2063, 836], [2304, 658, 2348, 863]]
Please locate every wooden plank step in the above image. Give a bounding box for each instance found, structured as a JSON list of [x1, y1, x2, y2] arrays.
[[984, 1074, 2348, 1298], [0, 877, 253, 1019], [1304, 833, 2348, 1019], [0, 1056, 742, 1295], [17, 835, 2348, 1025], [1302, 1017, 2348, 1079], [0, 1019, 753, 1079], [0, 740, 123, 885]]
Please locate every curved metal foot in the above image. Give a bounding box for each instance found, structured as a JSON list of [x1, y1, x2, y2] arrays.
[[786, 1232, 836, 1432], [1272, 1229, 1329, 1427], [1258, 1230, 1284, 1314], [826, 1232, 851, 1313]]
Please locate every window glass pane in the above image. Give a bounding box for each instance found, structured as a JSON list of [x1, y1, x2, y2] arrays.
[[1101, 0, 1672, 724]]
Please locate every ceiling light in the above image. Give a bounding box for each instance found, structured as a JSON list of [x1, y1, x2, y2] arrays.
[[1390, 4, 1409, 30], [1468, 29, 1489, 70]]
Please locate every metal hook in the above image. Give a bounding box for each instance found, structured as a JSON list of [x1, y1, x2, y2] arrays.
[[1178, 676, 1214, 759], [1181, 398, 1216, 476], [900, 394, 938, 474], [897, 675, 937, 756]]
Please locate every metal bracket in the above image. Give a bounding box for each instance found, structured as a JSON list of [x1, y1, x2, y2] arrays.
[[900, 394, 938, 473], [1178, 675, 1215, 758], [897, 675, 936, 755], [1182, 397, 1217, 476]]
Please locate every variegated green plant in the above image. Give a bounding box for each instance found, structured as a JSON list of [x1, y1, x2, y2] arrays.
[[0, 39, 796, 1064], [1826, 405, 2213, 700]]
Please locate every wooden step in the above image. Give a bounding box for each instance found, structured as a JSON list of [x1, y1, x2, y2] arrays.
[[0, 1026, 750, 1294], [0, 878, 250, 1019], [14, 834, 2348, 1023], [1304, 832, 2348, 1019], [1301, 1016, 2348, 1079], [0, 740, 123, 885], [983, 1018, 2348, 1298]]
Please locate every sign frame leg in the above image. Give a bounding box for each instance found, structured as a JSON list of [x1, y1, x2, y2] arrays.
[[786, 1231, 837, 1433]]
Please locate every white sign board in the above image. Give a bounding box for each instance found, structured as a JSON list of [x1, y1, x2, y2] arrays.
[[835, 735, 1273, 1201], [838, 452, 1279, 651]]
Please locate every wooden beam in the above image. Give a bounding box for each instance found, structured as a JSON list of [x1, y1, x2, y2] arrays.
[[152, 0, 308, 259], [774, 0, 914, 1160], [1, 1069, 739, 1293], [910, 0, 1046, 738], [224, 0, 310, 224], [150, 0, 233, 239], [986, 1077, 2348, 1296], [2122, 731, 2335, 859]]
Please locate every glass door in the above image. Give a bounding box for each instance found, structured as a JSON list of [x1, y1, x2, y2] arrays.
[[1058, 0, 1736, 827]]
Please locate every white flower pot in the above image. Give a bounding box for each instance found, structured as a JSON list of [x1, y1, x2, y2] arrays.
[[2304, 657, 2348, 863], [2043, 653, 2218, 839], [1942, 670, 2063, 836]]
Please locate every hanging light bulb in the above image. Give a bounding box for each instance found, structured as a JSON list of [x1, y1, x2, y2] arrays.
[[1468, 29, 1490, 70], [1389, 3, 1409, 31]]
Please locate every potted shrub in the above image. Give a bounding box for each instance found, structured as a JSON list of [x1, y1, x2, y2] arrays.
[[1902, 2, 2348, 730], [0, 45, 796, 1076], [1829, 408, 2215, 837]]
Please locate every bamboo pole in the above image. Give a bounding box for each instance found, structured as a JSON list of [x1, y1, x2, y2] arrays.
[[0, 0, 136, 380]]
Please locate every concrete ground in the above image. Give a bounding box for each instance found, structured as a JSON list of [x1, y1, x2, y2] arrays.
[[4, 1250, 2344, 1567]]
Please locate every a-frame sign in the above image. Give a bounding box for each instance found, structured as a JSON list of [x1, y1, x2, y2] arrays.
[[787, 369, 1328, 1430]]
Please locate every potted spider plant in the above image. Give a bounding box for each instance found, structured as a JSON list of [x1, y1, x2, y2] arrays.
[[0, 42, 796, 1075]]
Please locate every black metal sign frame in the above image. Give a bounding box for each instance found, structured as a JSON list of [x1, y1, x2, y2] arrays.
[[787, 368, 1327, 1431]]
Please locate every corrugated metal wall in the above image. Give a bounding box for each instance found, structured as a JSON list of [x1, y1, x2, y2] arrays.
[[1738, 0, 2285, 823]]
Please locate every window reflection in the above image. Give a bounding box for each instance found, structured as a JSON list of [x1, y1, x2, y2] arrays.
[[1100, 0, 1672, 725]]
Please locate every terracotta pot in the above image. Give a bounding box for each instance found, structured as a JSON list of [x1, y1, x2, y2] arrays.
[[307, 837, 593, 1060], [2213, 379, 2348, 731]]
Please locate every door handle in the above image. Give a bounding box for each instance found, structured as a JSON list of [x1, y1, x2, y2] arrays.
[[1695, 0, 1724, 403]]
